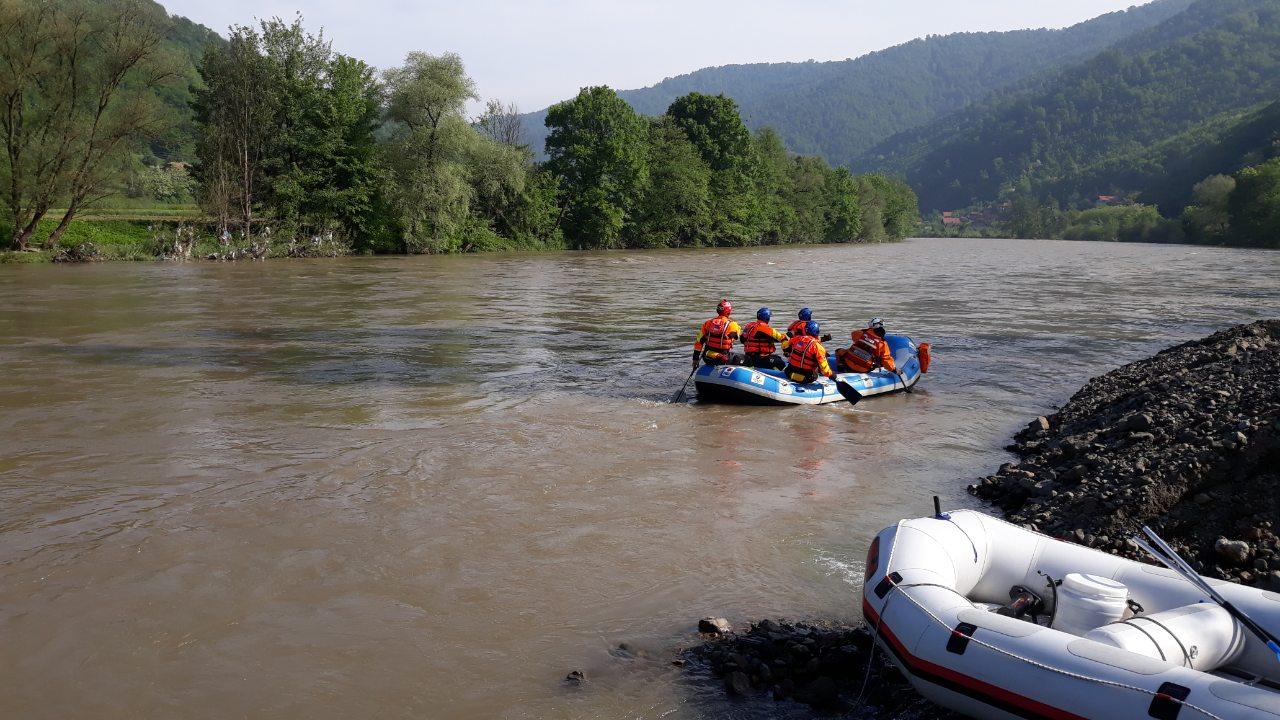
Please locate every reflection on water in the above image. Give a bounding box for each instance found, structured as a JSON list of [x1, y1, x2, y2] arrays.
[[1, 239, 1277, 719]]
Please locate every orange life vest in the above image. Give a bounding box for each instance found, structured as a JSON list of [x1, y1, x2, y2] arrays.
[[787, 319, 808, 337], [786, 335, 822, 372], [842, 330, 882, 373], [918, 342, 932, 373], [742, 320, 781, 355], [701, 316, 735, 353]]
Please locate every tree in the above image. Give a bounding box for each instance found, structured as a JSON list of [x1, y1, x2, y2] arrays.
[[1229, 158, 1280, 248], [477, 99, 523, 148], [544, 86, 647, 249], [0, 0, 177, 250], [665, 92, 761, 244], [630, 118, 710, 248], [192, 24, 276, 237], [1182, 173, 1235, 241]]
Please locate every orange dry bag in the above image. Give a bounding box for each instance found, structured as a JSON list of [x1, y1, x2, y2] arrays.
[[918, 343, 932, 373]]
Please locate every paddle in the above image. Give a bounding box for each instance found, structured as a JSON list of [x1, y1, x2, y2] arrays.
[[835, 378, 863, 406], [671, 365, 697, 404], [893, 367, 912, 394], [1135, 526, 1280, 664]]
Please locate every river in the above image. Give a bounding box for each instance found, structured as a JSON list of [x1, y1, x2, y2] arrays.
[[1, 238, 1277, 719]]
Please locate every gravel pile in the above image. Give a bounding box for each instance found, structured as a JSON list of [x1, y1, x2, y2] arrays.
[[970, 319, 1280, 586]]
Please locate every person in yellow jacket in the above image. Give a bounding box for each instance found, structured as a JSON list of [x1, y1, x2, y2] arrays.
[[783, 321, 834, 383], [692, 299, 741, 368]]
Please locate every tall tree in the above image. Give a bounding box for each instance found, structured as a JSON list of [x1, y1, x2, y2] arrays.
[[477, 99, 523, 149], [665, 93, 760, 244], [191, 24, 275, 237], [0, 0, 176, 250], [630, 118, 710, 248], [544, 86, 647, 249], [1228, 158, 1280, 248]]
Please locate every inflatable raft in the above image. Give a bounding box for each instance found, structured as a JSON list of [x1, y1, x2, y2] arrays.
[[693, 334, 925, 405], [863, 509, 1280, 719]]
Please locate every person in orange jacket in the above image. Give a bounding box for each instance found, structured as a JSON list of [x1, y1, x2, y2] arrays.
[[786, 307, 813, 338], [740, 307, 788, 370], [692, 299, 741, 368], [784, 321, 834, 384], [836, 317, 896, 374]]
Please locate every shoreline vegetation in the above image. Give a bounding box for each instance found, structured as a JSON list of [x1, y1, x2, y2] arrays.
[[678, 319, 1278, 717], [2, 6, 917, 265]]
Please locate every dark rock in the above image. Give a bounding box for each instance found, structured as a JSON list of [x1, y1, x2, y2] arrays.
[[565, 670, 585, 685], [725, 671, 752, 696]]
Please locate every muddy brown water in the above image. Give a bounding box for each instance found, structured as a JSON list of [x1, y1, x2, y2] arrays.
[[1, 238, 1277, 719]]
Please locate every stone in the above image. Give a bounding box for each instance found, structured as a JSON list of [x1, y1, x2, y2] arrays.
[[565, 670, 585, 685], [699, 617, 733, 635], [1030, 416, 1051, 432], [725, 671, 752, 696], [1215, 538, 1252, 566]]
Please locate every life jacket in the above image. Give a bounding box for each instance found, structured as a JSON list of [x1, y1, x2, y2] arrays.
[[702, 316, 735, 353], [787, 319, 808, 337], [742, 320, 780, 355], [786, 335, 822, 372], [918, 342, 932, 373], [842, 329, 884, 373]]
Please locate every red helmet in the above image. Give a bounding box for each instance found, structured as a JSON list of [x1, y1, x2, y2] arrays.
[[716, 299, 733, 316]]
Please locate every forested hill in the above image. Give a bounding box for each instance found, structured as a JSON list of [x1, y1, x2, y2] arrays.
[[517, 0, 1193, 162], [135, 0, 223, 161], [858, 0, 1280, 211]]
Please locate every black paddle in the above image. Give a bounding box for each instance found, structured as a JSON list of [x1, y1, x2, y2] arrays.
[[835, 378, 863, 406], [671, 365, 698, 403], [893, 367, 912, 394]]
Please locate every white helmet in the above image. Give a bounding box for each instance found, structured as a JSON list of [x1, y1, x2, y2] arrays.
[[869, 317, 885, 330]]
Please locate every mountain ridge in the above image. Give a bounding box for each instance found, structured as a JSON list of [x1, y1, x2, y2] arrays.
[[517, 0, 1194, 162]]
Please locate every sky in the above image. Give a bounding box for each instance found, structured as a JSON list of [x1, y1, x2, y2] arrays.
[[163, 0, 1150, 114]]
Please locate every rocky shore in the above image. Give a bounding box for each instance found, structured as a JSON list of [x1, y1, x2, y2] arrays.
[[971, 319, 1279, 586], [682, 618, 957, 718]]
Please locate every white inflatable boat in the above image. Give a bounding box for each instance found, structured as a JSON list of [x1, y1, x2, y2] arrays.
[[862, 510, 1280, 719]]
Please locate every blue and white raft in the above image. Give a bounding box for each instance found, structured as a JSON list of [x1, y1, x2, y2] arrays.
[[693, 334, 924, 405]]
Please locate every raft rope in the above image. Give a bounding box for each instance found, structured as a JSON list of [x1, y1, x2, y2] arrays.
[[874, 575, 1228, 720]]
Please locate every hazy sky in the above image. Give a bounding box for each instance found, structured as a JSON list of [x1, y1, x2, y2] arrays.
[[164, 0, 1148, 113]]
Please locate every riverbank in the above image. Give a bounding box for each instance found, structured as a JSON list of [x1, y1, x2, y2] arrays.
[[0, 218, 917, 264], [972, 319, 1280, 586], [681, 320, 1278, 716]]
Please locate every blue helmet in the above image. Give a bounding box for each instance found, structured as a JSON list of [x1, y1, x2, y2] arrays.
[[805, 321, 820, 337], [798, 307, 812, 321], [757, 307, 772, 322]]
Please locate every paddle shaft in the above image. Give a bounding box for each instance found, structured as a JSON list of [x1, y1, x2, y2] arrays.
[[1136, 531, 1280, 659], [671, 366, 697, 404]]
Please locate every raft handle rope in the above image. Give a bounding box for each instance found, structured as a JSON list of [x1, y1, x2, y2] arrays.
[[1135, 527, 1280, 665], [870, 574, 1228, 719], [932, 497, 979, 563]]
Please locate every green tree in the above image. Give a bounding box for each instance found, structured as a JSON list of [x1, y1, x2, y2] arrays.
[[1, 0, 177, 249], [544, 86, 647, 248], [629, 118, 710, 248], [1182, 173, 1235, 242], [1228, 158, 1280, 248], [192, 23, 277, 237], [665, 93, 760, 244], [382, 51, 478, 252]]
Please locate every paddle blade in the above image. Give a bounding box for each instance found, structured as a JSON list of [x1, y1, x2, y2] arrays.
[[835, 379, 862, 405]]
